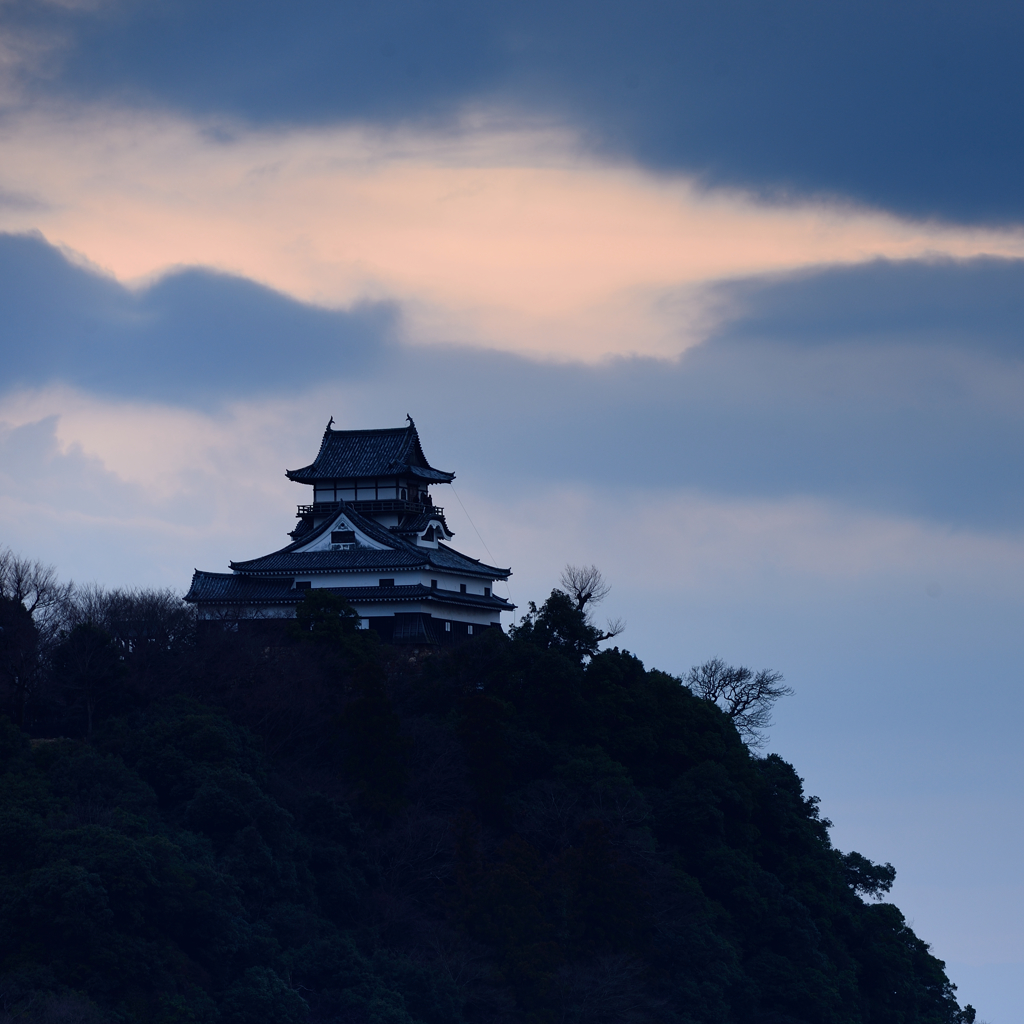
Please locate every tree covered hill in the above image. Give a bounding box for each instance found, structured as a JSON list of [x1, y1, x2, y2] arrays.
[[0, 560, 976, 1024]]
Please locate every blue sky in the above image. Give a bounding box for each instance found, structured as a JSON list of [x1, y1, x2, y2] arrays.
[[2, 2, 1023, 1016]]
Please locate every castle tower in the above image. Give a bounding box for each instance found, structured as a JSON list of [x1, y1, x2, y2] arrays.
[[185, 418, 513, 643]]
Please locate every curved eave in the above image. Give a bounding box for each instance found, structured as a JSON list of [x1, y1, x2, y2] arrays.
[[218, 482, 508, 582], [407, 465, 456, 483], [186, 577, 514, 612], [433, 543, 511, 579], [230, 499, 402, 567], [285, 463, 454, 485], [284, 423, 455, 483], [226, 551, 512, 580], [226, 504, 510, 580], [228, 555, 432, 574], [226, 558, 507, 581]]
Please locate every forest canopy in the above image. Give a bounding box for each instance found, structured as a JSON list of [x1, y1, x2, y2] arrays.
[[0, 552, 976, 1024]]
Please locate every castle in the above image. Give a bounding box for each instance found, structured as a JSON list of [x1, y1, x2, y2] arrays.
[[185, 418, 514, 643]]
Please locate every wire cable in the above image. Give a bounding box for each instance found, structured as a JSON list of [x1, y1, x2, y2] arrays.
[[449, 483, 516, 621]]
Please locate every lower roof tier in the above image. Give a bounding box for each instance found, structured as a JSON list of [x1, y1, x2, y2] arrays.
[[229, 546, 504, 578], [229, 498, 509, 581], [185, 571, 514, 613]]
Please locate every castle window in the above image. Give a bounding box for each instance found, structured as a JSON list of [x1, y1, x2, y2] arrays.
[[295, 581, 311, 590], [332, 530, 356, 544], [468, 624, 473, 635], [379, 578, 395, 587], [431, 579, 438, 589], [484, 587, 490, 597], [445, 621, 451, 632], [460, 583, 467, 594]]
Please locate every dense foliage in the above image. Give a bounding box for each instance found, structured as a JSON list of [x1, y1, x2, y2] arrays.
[[0, 581, 976, 1024]]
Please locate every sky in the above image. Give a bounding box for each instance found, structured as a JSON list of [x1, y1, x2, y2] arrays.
[[1, 1, 1023, 1016]]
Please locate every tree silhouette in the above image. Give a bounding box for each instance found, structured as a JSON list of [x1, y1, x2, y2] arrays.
[[52, 624, 126, 736], [558, 565, 624, 641], [0, 596, 38, 726], [687, 657, 793, 746], [559, 564, 612, 612]]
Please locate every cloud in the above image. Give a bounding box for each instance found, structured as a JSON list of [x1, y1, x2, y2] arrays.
[[2, 5, 1023, 1000], [709, 255, 1024, 355], [0, 393, 336, 585], [0, 232, 395, 404], [3, 382, 1023, 991], [3, 234, 1024, 529], [1, 112, 1023, 362], [4, 0, 1024, 222], [3, 384, 1022, 628], [0, 413, 138, 515]]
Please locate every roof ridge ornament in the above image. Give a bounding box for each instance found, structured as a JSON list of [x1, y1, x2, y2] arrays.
[[326, 416, 334, 431], [406, 414, 415, 428]]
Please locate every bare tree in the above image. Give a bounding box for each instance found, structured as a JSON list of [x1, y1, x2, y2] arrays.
[[560, 564, 612, 612], [0, 548, 73, 636], [559, 564, 624, 641], [599, 617, 626, 641], [0, 549, 74, 724], [0, 595, 38, 726], [686, 657, 793, 747], [61, 583, 194, 652]]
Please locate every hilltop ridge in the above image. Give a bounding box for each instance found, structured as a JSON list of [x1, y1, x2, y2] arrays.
[[0, 578, 976, 1024]]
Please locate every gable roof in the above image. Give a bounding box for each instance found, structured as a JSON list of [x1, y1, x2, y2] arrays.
[[228, 501, 511, 580], [286, 419, 455, 484]]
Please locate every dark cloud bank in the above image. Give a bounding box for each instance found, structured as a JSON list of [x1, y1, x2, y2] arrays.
[[3, 232, 1024, 531], [0, 233, 395, 401], [4, 0, 1023, 223]]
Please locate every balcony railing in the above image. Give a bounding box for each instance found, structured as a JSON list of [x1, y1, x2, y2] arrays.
[[297, 500, 445, 518]]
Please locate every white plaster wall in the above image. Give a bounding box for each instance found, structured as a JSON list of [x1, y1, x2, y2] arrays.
[[296, 513, 391, 552], [344, 601, 499, 626], [289, 570, 497, 590]]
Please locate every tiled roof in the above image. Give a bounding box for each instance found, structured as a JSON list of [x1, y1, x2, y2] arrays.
[[286, 421, 455, 484], [231, 550, 430, 573], [429, 544, 509, 576], [185, 573, 513, 611], [288, 518, 315, 541], [185, 572, 295, 603], [391, 510, 451, 535], [228, 546, 507, 578], [229, 502, 510, 579]]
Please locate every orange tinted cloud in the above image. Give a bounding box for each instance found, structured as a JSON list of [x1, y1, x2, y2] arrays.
[[2, 105, 1024, 360]]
